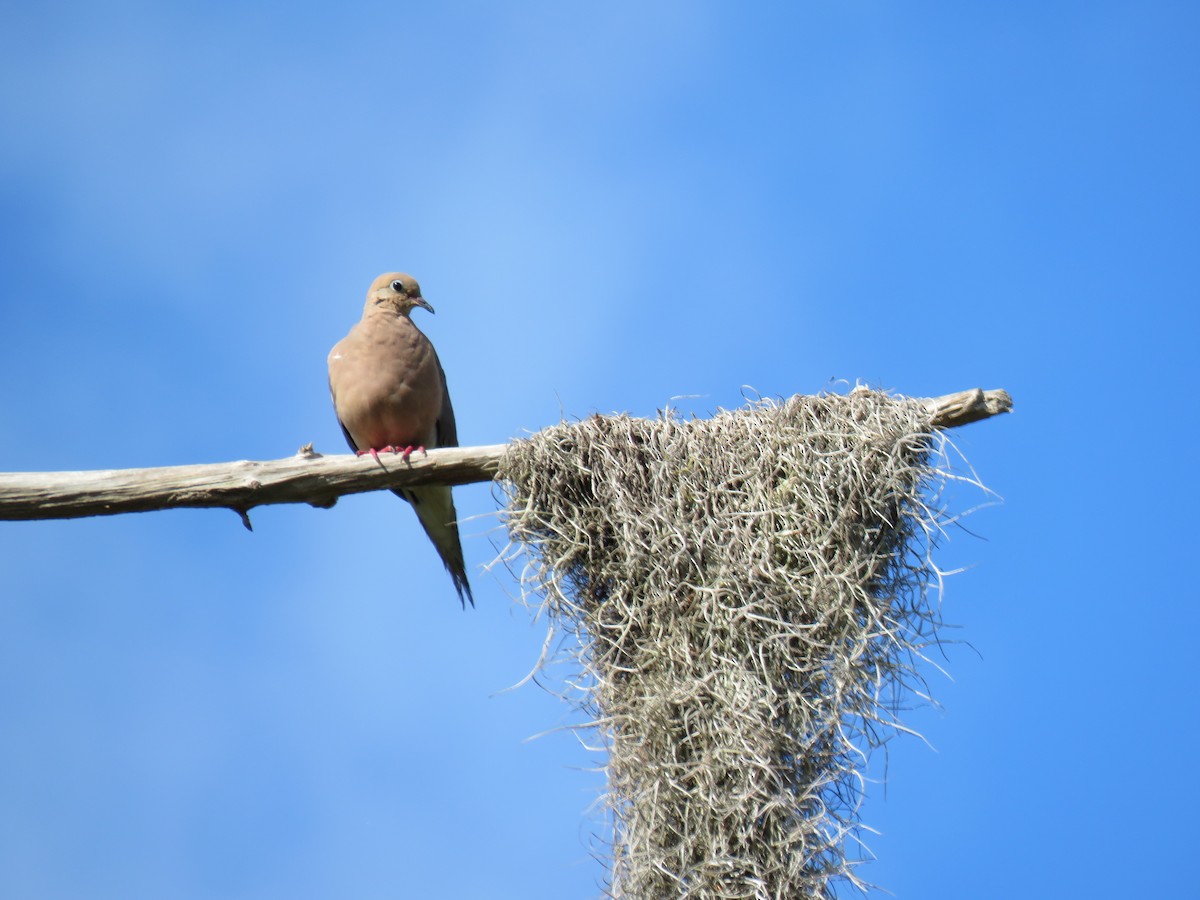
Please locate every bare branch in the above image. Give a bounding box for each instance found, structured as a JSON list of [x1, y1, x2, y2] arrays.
[[0, 443, 508, 523], [923, 387, 1012, 427], [0, 388, 1009, 523]]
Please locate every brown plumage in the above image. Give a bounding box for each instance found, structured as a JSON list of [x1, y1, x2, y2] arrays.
[[327, 272, 473, 607]]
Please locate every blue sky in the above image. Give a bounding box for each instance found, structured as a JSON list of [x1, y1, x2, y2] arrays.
[[2, 2, 1197, 897]]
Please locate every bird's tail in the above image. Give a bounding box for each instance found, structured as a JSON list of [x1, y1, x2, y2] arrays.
[[396, 485, 475, 608]]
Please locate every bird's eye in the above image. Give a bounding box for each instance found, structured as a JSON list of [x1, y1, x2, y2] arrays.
[[391, 280, 405, 293]]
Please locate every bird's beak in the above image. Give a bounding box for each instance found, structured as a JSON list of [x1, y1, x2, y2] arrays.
[[413, 296, 435, 314]]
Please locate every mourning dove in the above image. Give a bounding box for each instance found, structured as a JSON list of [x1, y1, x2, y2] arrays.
[[328, 272, 474, 607]]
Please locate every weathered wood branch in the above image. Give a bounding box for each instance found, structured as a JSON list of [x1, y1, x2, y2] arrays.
[[0, 388, 1010, 524], [922, 387, 1013, 428], [0, 443, 509, 525]]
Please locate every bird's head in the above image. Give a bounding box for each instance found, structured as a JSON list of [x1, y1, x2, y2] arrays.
[[364, 272, 435, 317]]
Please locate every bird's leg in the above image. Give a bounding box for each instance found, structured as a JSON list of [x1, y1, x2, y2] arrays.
[[355, 448, 383, 462], [398, 445, 427, 460]]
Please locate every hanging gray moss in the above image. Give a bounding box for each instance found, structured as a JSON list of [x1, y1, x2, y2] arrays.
[[500, 390, 965, 899]]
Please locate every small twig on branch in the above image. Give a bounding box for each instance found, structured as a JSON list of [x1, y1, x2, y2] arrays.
[[0, 388, 1010, 524]]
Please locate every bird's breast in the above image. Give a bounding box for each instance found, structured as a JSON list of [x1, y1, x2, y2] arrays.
[[328, 319, 444, 450]]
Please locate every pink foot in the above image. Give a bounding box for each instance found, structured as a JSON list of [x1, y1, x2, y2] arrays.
[[355, 445, 426, 462]]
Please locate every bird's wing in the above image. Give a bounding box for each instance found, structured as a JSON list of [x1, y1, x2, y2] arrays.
[[434, 358, 459, 450]]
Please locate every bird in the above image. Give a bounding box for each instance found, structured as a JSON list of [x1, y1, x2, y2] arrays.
[[327, 272, 474, 607]]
